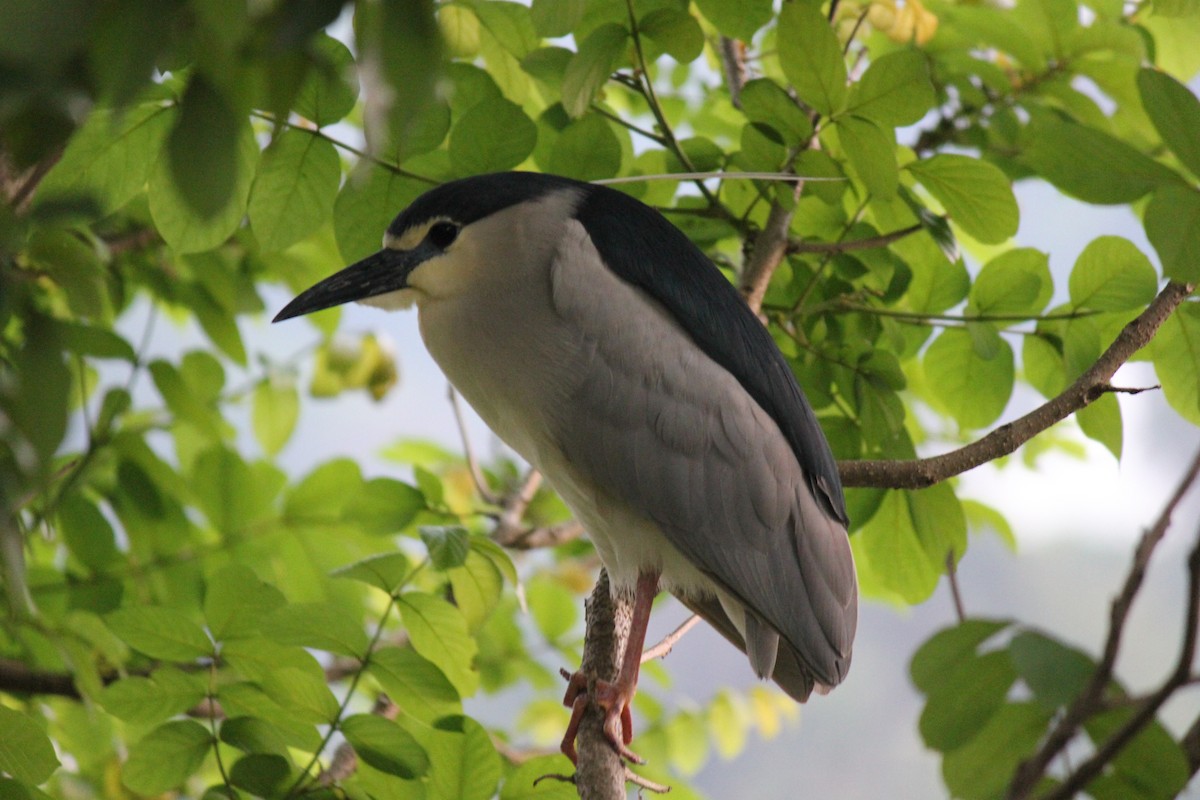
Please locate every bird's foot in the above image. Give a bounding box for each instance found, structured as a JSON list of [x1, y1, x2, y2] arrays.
[[558, 668, 643, 765]]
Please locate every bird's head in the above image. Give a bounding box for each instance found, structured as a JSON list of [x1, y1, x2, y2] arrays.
[[272, 172, 582, 323]]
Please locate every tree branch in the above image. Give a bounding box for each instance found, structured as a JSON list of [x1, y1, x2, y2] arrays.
[[742, 190, 802, 315], [840, 281, 1195, 489], [1007, 445, 1200, 799], [574, 570, 633, 799], [786, 223, 921, 255]]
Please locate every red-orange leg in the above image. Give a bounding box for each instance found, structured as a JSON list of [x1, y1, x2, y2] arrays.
[[559, 571, 660, 765]]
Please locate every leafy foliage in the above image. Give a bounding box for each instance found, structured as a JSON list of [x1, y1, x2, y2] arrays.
[[1, 0, 1198, 798]]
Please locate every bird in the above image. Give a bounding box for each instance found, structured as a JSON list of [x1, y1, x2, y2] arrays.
[[274, 171, 857, 763]]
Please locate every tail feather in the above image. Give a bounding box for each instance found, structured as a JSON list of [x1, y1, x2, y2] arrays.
[[674, 591, 820, 702]]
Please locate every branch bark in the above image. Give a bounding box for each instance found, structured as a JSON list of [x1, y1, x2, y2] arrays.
[[741, 187, 803, 315], [840, 281, 1195, 489], [574, 570, 632, 800]]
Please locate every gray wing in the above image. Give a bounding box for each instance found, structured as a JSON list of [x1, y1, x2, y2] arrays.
[[547, 224, 857, 689]]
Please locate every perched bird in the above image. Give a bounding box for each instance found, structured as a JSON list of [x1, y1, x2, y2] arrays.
[[275, 171, 857, 762]]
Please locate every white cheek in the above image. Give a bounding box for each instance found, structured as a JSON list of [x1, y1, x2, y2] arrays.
[[358, 288, 419, 311]]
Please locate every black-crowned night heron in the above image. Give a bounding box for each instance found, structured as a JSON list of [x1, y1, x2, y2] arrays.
[[275, 171, 857, 762]]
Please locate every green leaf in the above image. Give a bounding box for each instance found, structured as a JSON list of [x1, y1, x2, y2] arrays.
[[284, 459, 363, 519], [106, 606, 213, 661], [837, 115, 898, 199], [855, 490, 953, 603], [216, 683, 322, 752], [334, 166, 428, 264], [847, 50, 935, 126], [1077, 389, 1123, 459], [448, 549, 505, 631], [1008, 631, 1097, 710], [369, 646, 462, 723], [251, 378, 300, 456], [57, 495, 121, 571], [37, 101, 175, 217], [707, 689, 751, 760], [248, 130, 340, 253], [907, 155, 1018, 244], [293, 33, 359, 126], [560, 23, 628, 119], [740, 79, 813, 146], [221, 638, 326, 684], [398, 592, 480, 696], [911, 620, 1011, 693], [1137, 67, 1200, 180], [121, 720, 212, 796], [0, 778, 54, 800], [665, 710, 709, 776], [259, 666, 340, 723], [219, 717, 293, 758], [449, 96, 537, 174], [525, 576, 578, 642], [640, 8, 704, 63], [148, 117, 257, 253], [99, 668, 206, 726], [228, 753, 290, 796], [778, 2, 847, 116], [342, 715, 430, 779], [963, 499, 1016, 551], [1023, 114, 1182, 205], [499, 755, 577, 799], [366, 0, 442, 152], [265, 603, 370, 658], [191, 446, 273, 533], [0, 707, 60, 785], [1145, 185, 1200, 284], [422, 525, 468, 568], [469, 536, 518, 586], [55, 321, 136, 362], [421, 716, 501, 800], [1023, 333, 1065, 399], [332, 552, 413, 594], [166, 74, 243, 218], [204, 564, 287, 641], [530, 0, 583, 37], [1069, 235, 1159, 311], [345, 477, 426, 535], [547, 114, 621, 181], [924, 327, 1015, 429], [941, 703, 1053, 800], [466, 0, 539, 59], [693, 0, 772, 40], [970, 249, 1051, 316], [919, 651, 1016, 751], [1150, 303, 1200, 426]]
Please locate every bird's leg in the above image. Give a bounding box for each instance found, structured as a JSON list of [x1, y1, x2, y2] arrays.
[[560, 570, 660, 765]]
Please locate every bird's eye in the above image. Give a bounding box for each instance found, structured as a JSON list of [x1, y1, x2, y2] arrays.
[[428, 221, 460, 249]]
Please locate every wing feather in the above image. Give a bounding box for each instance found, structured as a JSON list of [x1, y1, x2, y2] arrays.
[[547, 224, 857, 688]]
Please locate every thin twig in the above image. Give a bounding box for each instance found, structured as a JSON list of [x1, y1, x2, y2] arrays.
[[641, 614, 701, 663], [718, 36, 747, 108], [8, 150, 61, 210], [787, 223, 921, 254], [1036, 522, 1200, 800], [1007, 445, 1200, 799], [810, 302, 1103, 324], [621, 0, 722, 212], [840, 282, 1196, 490], [449, 385, 497, 504], [945, 552, 966, 624]]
